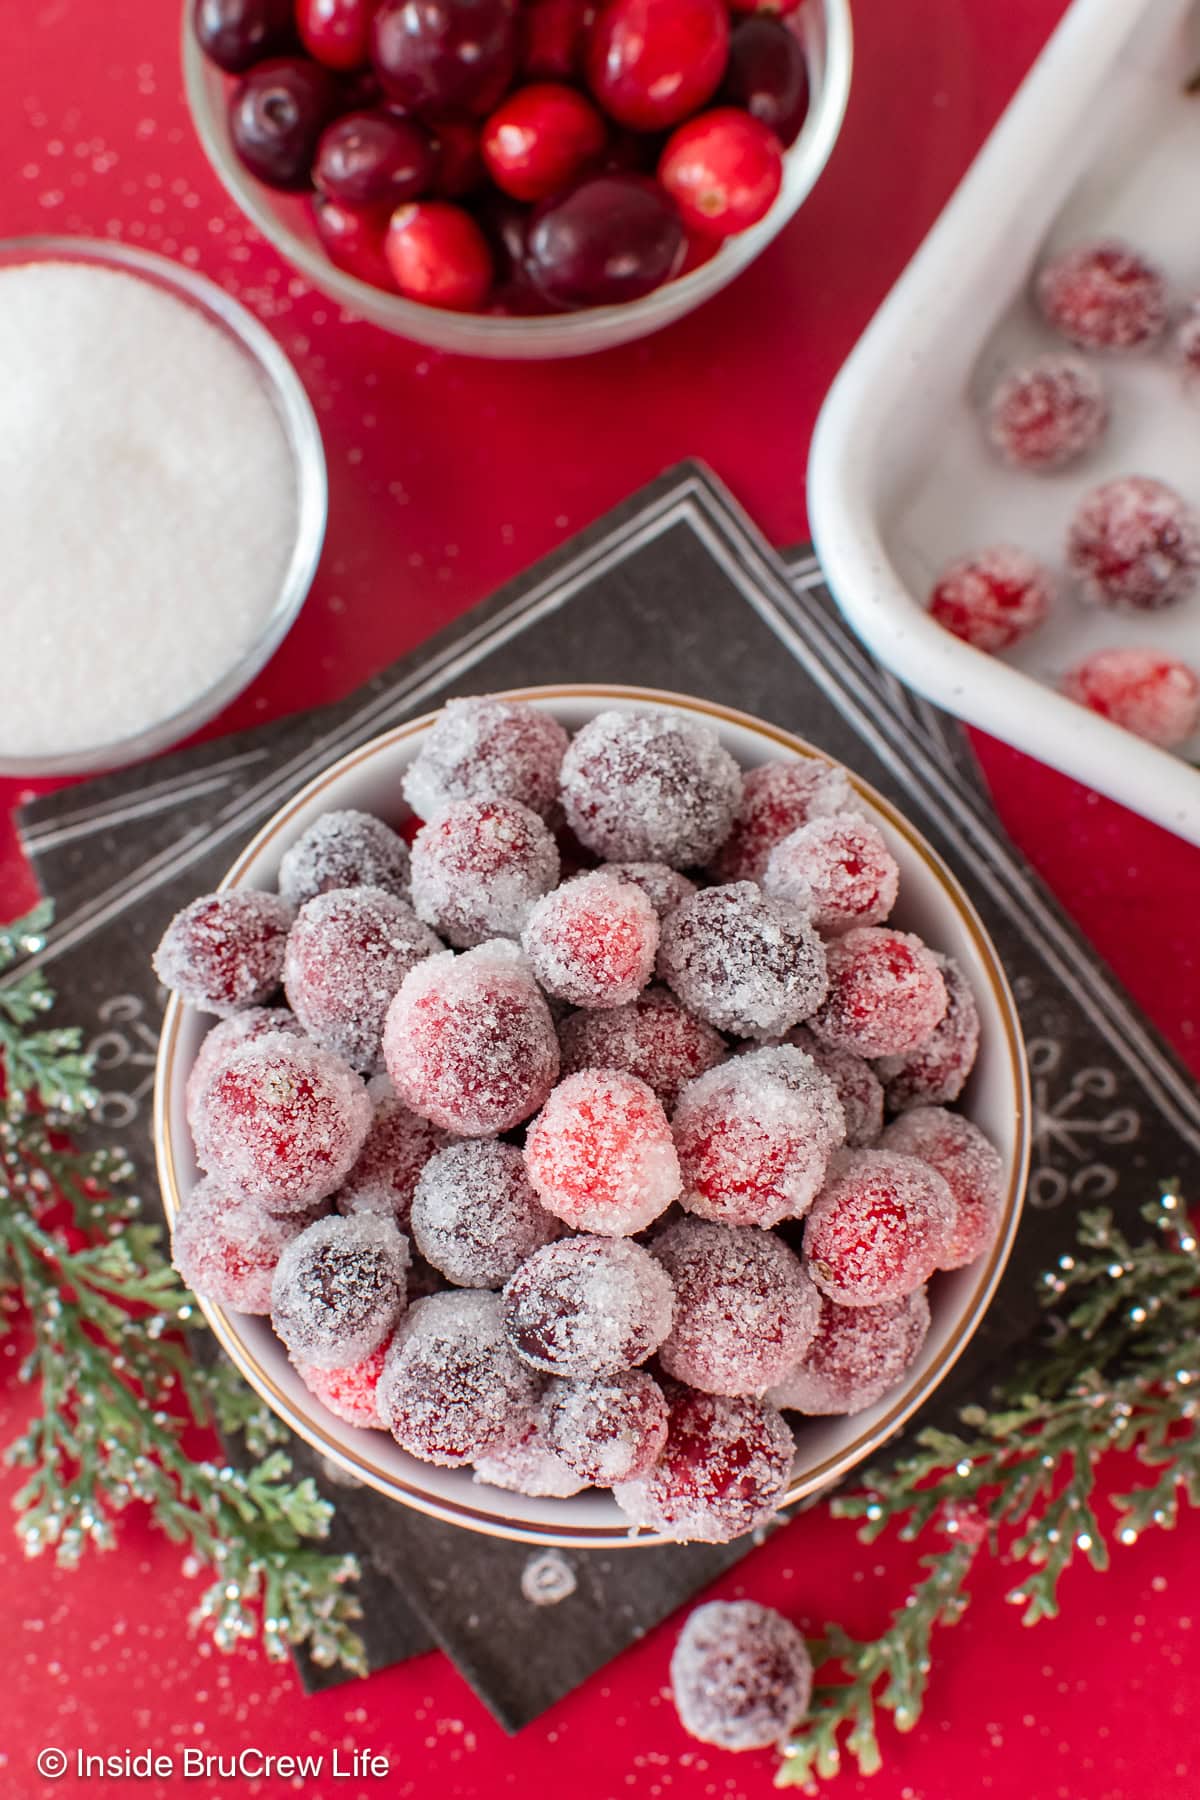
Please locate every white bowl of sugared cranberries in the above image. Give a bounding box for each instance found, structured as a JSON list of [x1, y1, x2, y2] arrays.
[[181, 0, 852, 358], [154, 686, 1029, 1548]]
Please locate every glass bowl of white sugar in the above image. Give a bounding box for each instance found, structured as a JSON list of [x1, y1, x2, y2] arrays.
[[0, 237, 327, 776]]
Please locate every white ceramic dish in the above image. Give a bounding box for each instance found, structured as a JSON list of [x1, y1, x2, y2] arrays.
[[182, 0, 852, 360], [155, 686, 1030, 1547], [808, 0, 1200, 846]]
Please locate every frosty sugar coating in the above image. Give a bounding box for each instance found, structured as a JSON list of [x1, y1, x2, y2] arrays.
[[1067, 476, 1200, 612], [928, 545, 1054, 653], [559, 708, 742, 867], [409, 797, 560, 948], [882, 1105, 1006, 1269], [808, 927, 947, 1059], [269, 1213, 409, 1371], [383, 940, 560, 1136], [652, 1217, 820, 1398], [334, 1073, 448, 1229], [410, 1139, 562, 1288], [277, 808, 412, 910], [613, 1384, 795, 1544], [804, 1148, 955, 1307], [784, 1025, 883, 1148], [767, 1287, 931, 1416], [185, 1006, 305, 1134], [606, 862, 698, 918], [876, 955, 980, 1114], [1036, 238, 1168, 351], [671, 1600, 813, 1751], [709, 758, 860, 885], [521, 869, 659, 1008], [558, 985, 727, 1109], [294, 1335, 393, 1430], [672, 1045, 845, 1230], [154, 889, 294, 1017], [762, 812, 900, 936], [283, 885, 442, 1070], [523, 1068, 681, 1235], [502, 1234, 675, 1378], [171, 1175, 309, 1315], [472, 1401, 587, 1498], [401, 695, 570, 823], [1061, 648, 1200, 749], [542, 1370, 669, 1486], [657, 882, 828, 1039], [377, 1289, 542, 1467], [986, 353, 1108, 471], [192, 1029, 373, 1210]]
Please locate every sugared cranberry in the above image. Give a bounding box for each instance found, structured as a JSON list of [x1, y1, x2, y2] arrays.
[[524, 1069, 681, 1235], [607, 863, 697, 918], [1036, 238, 1168, 351], [928, 545, 1054, 652], [671, 1601, 813, 1753], [785, 1025, 883, 1148], [882, 1106, 1005, 1270], [409, 797, 559, 946], [427, 110, 485, 195], [543, 1369, 669, 1485], [172, 1176, 309, 1314], [270, 1213, 408, 1369], [519, 0, 595, 78], [586, 0, 729, 131], [768, 1288, 931, 1417], [561, 709, 742, 866], [186, 1008, 305, 1135], [402, 694, 569, 821], [410, 1138, 561, 1287], [283, 886, 440, 1070], [295, 1335, 392, 1428], [522, 870, 659, 1008], [312, 193, 396, 286], [378, 1289, 541, 1465], [808, 927, 947, 1060], [803, 1149, 954, 1307], [194, 0, 295, 72], [987, 354, 1108, 472], [371, 0, 517, 113], [657, 883, 828, 1040], [278, 808, 411, 909], [297, 0, 377, 68], [153, 890, 293, 1016], [482, 82, 607, 203], [558, 984, 726, 1109], [229, 56, 339, 190], [659, 108, 782, 239], [710, 758, 859, 885], [876, 955, 979, 1114], [613, 1384, 795, 1544], [1061, 647, 1200, 749], [314, 109, 436, 205], [526, 173, 686, 309], [336, 1075, 447, 1228], [1066, 476, 1200, 612], [502, 1234, 675, 1377], [723, 16, 809, 146], [762, 812, 900, 936], [384, 199, 495, 309], [473, 1403, 586, 1495]]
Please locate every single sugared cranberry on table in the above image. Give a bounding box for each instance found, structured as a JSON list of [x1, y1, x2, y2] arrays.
[[560, 708, 742, 865], [1066, 476, 1200, 611], [558, 984, 726, 1108], [587, 0, 729, 130], [928, 545, 1054, 652], [194, 0, 296, 72], [377, 1289, 542, 1465], [283, 886, 441, 1069], [313, 109, 437, 205], [401, 694, 570, 821], [370, 0, 517, 112], [384, 200, 495, 308], [808, 926, 947, 1060], [409, 796, 560, 946], [185, 1007, 305, 1133], [657, 883, 828, 1039], [482, 82, 607, 203], [297, 0, 376, 68], [473, 1403, 587, 1496], [502, 1234, 675, 1377], [153, 889, 294, 1016], [228, 56, 340, 188], [762, 811, 900, 935], [613, 1383, 796, 1543], [1061, 647, 1200, 749], [270, 1213, 409, 1368], [882, 1105, 1005, 1270], [659, 109, 783, 238], [522, 870, 659, 1008], [524, 1068, 682, 1234], [710, 757, 860, 884], [525, 173, 686, 308], [519, 0, 596, 78], [171, 1175, 310, 1314], [543, 1369, 669, 1485], [986, 354, 1109, 472], [671, 1600, 813, 1752], [427, 110, 486, 195], [723, 16, 810, 146], [294, 1334, 393, 1428], [409, 1138, 561, 1288], [652, 1216, 820, 1397], [876, 953, 980, 1114], [784, 1024, 884, 1148], [278, 807, 411, 909], [336, 1075, 447, 1229], [803, 1148, 955, 1307], [1036, 238, 1168, 351], [313, 193, 396, 285], [768, 1287, 931, 1417], [672, 1044, 845, 1229]]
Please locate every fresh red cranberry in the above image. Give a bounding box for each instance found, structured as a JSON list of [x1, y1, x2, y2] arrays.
[[526, 173, 685, 309], [427, 111, 485, 195], [314, 108, 436, 204], [297, 0, 377, 67], [313, 193, 396, 286], [229, 57, 339, 190], [723, 16, 810, 145], [371, 0, 517, 114], [482, 82, 606, 203], [519, 0, 595, 78], [385, 200, 494, 309], [659, 108, 782, 238], [586, 0, 729, 131], [194, 0, 295, 73]]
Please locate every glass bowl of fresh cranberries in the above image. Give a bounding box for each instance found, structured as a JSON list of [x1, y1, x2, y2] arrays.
[[154, 686, 1029, 1547], [182, 0, 852, 357]]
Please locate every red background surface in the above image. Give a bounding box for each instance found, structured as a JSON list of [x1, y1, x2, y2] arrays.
[[3, 2, 1200, 1796]]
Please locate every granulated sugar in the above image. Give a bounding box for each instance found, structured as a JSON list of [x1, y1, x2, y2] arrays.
[[0, 259, 298, 759]]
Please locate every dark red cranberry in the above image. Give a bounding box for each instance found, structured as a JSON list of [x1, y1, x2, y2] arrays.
[[481, 82, 606, 203], [659, 108, 783, 237], [194, 0, 295, 72], [229, 57, 339, 190], [526, 173, 685, 309], [314, 108, 436, 204], [371, 0, 517, 114], [312, 193, 396, 287], [723, 16, 810, 146], [385, 200, 495, 309], [586, 0, 729, 131], [427, 111, 485, 195], [297, 0, 377, 68], [519, 0, 595, 79]]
